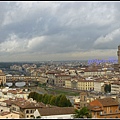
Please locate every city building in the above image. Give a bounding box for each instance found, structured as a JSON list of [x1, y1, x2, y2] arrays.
[[10, 98, 45, 118], [79, 69, 106, 77], [114, 45, 120, 72], [79, 92, 88, 108], [0, 70, 6, 85], [88, 97, 120, 118], [117, 45, 120, 65], [65, 78, 94, 91], [38, 107, 74, 119], [0, 111, 19, 119], [54, 74, 71, 87], [111, 82, 120, 94], [94, 80, 104, 93]]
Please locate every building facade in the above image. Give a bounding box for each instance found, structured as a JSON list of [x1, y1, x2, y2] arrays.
[[65, 79, 94, 91], [54, 74, 71, 87], [80, 92, 88, 108], [94, 81, 104, 93], [117, 45, 120, 65], [88, 97, 120, 118], [111, 82, 120, 94], [0, 70, 6, 85]]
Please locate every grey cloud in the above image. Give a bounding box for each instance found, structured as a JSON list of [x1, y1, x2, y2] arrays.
[[0, 2, 120, 61]]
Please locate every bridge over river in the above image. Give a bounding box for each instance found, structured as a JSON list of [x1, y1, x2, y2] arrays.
[[6, 76, 39, 87]]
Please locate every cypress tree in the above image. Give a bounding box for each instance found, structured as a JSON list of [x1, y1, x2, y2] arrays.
[[50, 96, 57, 105]]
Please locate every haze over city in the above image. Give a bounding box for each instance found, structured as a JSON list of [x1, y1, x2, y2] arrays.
[[0, 1, 120, 62]]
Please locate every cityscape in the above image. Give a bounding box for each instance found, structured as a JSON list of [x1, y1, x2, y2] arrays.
[[0, 1, 120, 119]]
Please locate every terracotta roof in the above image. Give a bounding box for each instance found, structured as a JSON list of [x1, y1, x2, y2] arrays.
[[7, 90, 18, 94], [83, 69, 100, 72], [88, 99, 103, 112], [12, 99, 45, 109], [89, 99, 103, 107], [97, 97, 119, 107], [38, 107, 75, 116], [3, 100, 13, 106], [55, 74, 70, 77], [0, 111, 10, 116], [111, 82, 120, 85], [88, 104, 103, 112]]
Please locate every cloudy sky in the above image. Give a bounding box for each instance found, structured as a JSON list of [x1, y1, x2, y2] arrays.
[[0, 1, 120, 62]]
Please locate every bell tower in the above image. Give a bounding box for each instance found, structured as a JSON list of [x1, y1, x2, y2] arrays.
[[80, 92, 88, 108], [117, 45, 120, 65]]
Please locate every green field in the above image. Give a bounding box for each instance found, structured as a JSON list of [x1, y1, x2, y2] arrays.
[[46, 88, 80, 96], [38, 83, 80, 96]]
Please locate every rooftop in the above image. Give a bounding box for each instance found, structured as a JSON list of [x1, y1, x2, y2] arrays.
[[38, 107, 75, 116]]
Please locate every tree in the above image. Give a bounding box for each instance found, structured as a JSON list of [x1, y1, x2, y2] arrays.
[[67, 99, 72, 107], [58, 94, 67, 107], [108, 84, 111, 93], [47, 94, 53, 104], [104, 84, 108, 93], [28, 92, 72, 107], [43, 94, 49, 104], [104, 84, 111, 93], [28, 92, 35, 99], [55, 94, 63, 106], [33, 92, 39, 100], [50, 96, 57, 105], [36, 94, 43, 102], [42, 94, 47, 103], [73, 107, 92, 118]]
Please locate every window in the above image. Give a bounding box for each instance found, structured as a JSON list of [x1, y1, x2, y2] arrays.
[[27, 115, 29, 118], [84, 104, 86, 107], [116, 110, 118, 112], [116, 116, 118, 118], [31, 110, 33, 113], [30, 115, 34, 118], [100, 112, 102, 115], [84, 96, 86, 101], [26, 110, 29, 113]]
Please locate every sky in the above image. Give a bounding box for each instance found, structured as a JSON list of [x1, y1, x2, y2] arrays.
[[0, 1, 120, 62]]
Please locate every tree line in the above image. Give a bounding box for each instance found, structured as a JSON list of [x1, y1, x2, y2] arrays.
[[104, 84, 111, 93], [28, 92, 72, 107]]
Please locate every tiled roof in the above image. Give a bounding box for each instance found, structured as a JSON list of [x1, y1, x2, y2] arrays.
[[55, 74, 70, 77], [88, 104, 103, 112], [97, 97, 119, 107], [0, 111, 10, 116], [88, 97, 119, 112], [111, 81, 120, 85], [3, 98, 45, 109], [12, 99, 45, 109], [88, 99, 103, 112], [89, 99, 103, 107], [3, 100, 13, 106], [38, 107, 75, 116]]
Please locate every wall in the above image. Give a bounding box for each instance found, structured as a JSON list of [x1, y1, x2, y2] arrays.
[[41, 114, 74, 119]]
